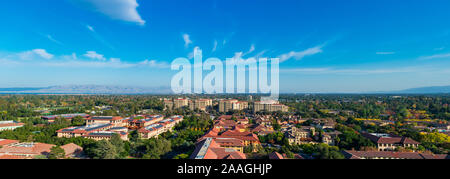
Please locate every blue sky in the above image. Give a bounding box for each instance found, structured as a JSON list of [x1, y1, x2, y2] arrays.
[[0, 0, 450, 93]]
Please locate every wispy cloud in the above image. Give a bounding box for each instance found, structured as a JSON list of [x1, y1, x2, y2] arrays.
[[242, 44, 255, 57], [419, 53, 450, 60], [376, 52, 395, 55], [139, 59, 170, 68], [86, 25, 95, 32], [76, 0, 146, 25], [17, 49, 54, 60], [84, 51, 106, 61], [278, 45, 324, 62], [434, 47, 445, 51], [0, 49, 170, 69], [45, 35, 63, 45], [281, 66, 423, 75], [212, 40, 218, 52], [183, 34, 193, 48], [84, 25, 115, 50]]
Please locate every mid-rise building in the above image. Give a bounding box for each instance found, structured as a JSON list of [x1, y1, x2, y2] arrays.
[[190, 137, 247, 159], [41, 113, 89, 123], [361, 133, 420, 151], [219, 99, 248, 113], [83, 131, 128, 141], [0, 121, 25, 131], [286, 126, 316, 145], [86, 116, 124, 127], [173, 98, 189, 109], [57, 123, 114, 138], [124, 115, 164, 129], [189, 99, 213, 111], [138, 116, 184, 139], [253, 101, 288, 113]]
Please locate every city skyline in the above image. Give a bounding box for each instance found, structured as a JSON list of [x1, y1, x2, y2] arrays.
[[1, 0, 450, 93]]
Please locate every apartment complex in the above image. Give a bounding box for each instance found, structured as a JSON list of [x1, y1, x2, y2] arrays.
[[164, 98, 188, 109], [57, 116, 129, 141], [83, 131, 128, 141], [219, 99, 248, 113], [190, 137, 247, 159], [0, 121, 25, 131], [138, 115, 184, 139], [41, 113, 90, 123], [124, 115, 164, 129], [86, 116, 124, 127], [57, 123, 114, 137], [189, 99, 213, 111], [164, 98, 212, 111], [361, 133, 420, 151], [253, 101, 289, 113], [285, 126, 316, 145]]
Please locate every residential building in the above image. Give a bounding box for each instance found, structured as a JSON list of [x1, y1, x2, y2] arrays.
[[41, 113, 89, 123], [189, 99, 213, 111], [173, 98, 189, 109], [0, 121, 25, 131], [124, 115, 164, 129], [219, 99, 248, 113], [253, 101, 288, 113], [163, 99, 174, 110], [190, 137, 247, 159], [0, 140, 83, 159], [361, 133, 420, 151], [86, 116, 124, 127], [138, 116, 184, 139], [83, 131, 128, 141], [219, 99, 238, 113], [285, 126, 316, 145], [57, 123, 114, 138]]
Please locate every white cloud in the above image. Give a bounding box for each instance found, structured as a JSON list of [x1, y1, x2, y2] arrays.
[[72, 53, 78, 60], [0, 49, 171, 69], [212, 40, 218, 52], [434, 47, 445, 51], [84, 51, 106, 61], [278, 45, 323, 62], [242, 44, 255, 57], [46, 35, 63, 45], [376, 52, 395, 55], [281, 66, 421, 75], [78, 0, 146, 25], [139, 59, 169, 68], [183, 34, 192, 48], [419, 53, 450, 60], [86, 25, 95, 32], [33, 49, 54, 59], [18, 49, 54, 60]]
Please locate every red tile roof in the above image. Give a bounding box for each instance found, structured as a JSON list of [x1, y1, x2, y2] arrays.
[[61, 143, 83, 156], [0, 142, 54, 156], [0, 139, 19, 146], [269, 152, 284, 159], [362, 133, 420, 145]]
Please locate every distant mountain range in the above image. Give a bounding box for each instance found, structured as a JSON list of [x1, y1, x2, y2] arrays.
[[389, 85, 450, 94], [0, 85, 449, 94], [0, 85, 173, 94]]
